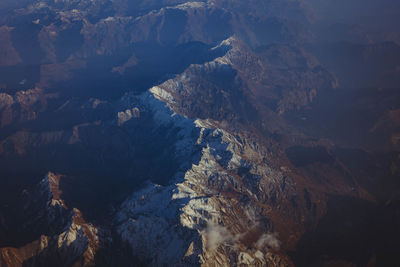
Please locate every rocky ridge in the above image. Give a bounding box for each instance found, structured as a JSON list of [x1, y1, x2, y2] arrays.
[[116, 90, 294, 266], [0, 173, 100, 267]]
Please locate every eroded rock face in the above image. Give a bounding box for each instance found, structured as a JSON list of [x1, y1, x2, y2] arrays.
[[117, 107, 140, 126]]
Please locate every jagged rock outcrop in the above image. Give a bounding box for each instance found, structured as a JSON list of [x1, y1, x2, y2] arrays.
[[0, 173, 100, 267], [117, 107, 140, 126]]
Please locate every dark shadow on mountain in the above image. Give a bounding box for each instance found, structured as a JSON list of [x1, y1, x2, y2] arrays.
[[55, 41, 228, 100], [55, 22, 84, 62], [22, 237, 88, 267], [284, 86, 400, 150], [9, 17, 45, 65], [285, 146, 334, 167], [0, 64, 41, 92], [291, 195, 400, 267]]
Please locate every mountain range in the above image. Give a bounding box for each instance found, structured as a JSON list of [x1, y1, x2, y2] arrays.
[[0, 0, 399, 266]]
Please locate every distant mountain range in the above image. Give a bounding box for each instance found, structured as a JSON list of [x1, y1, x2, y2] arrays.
[[0, 1, 399, 266]]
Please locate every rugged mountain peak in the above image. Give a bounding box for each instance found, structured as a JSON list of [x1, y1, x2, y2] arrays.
[[39, 172, 67, 208], [114, 91, 294, 266], [0, 173, 100, 267]]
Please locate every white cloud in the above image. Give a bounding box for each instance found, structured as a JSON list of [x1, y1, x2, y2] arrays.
[[255, 233, 280, 250], [204, 222, 233, 250]]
